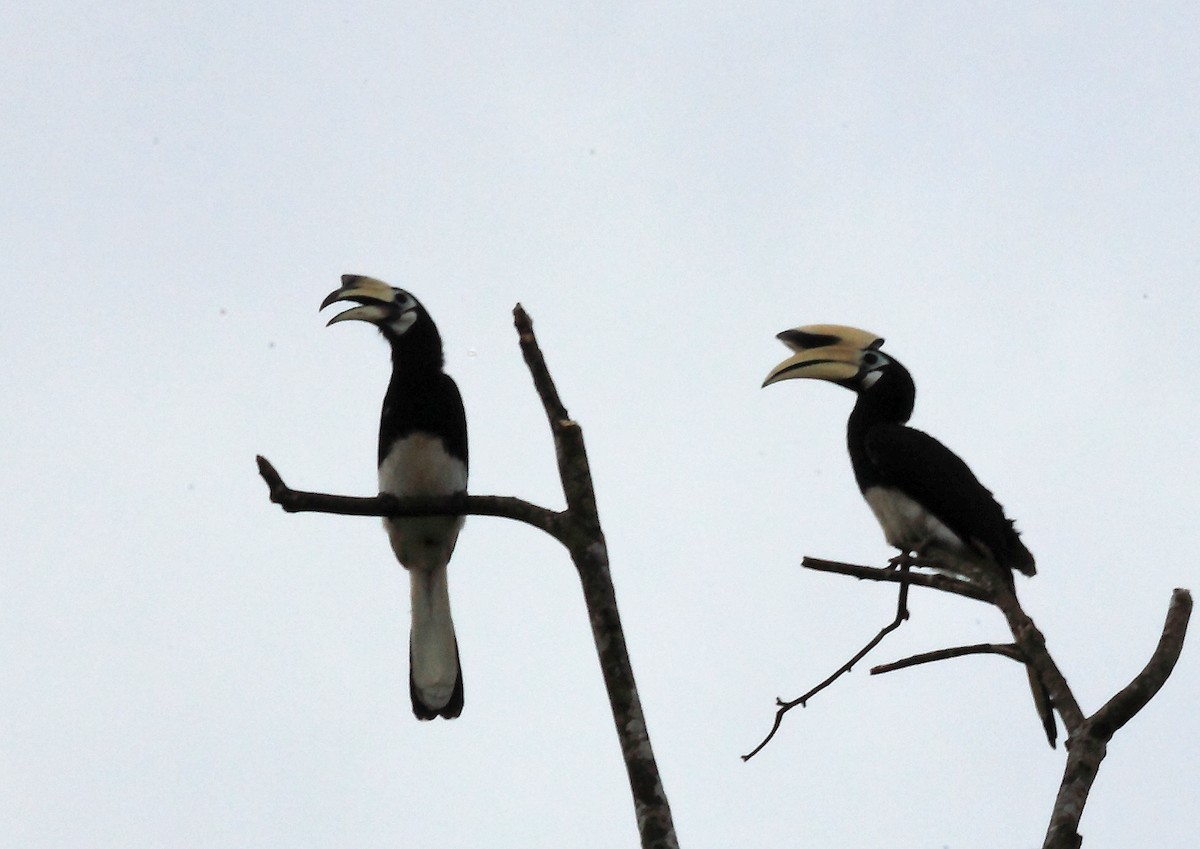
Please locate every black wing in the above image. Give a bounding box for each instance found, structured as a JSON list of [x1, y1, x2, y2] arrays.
[[865, 423, 1033, 574], [379, 373, 468, 469]]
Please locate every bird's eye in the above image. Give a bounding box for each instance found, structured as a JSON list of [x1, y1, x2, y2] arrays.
[[861, 351, 883, 368]]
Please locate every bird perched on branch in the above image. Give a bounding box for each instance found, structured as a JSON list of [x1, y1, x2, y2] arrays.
[[763, 324, 1054, 746], [322, 275, 467, 720]]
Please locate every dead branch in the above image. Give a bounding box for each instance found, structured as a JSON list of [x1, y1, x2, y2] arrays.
[[741, 566, 912, 761], [870, 642, 1025, 675], [256, 455, 564, 536], [510, 305, 677, 849], [1042, 588, 1191, 849], [802, 556, 992, 602], [1088, 588, 1191, 741], [757, 556, 1191, 849]]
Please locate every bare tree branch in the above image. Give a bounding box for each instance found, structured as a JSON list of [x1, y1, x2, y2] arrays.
[[510, 305, 678, 849], [990, 584, 1085, 733], [870, 642, 1025, 675], [758, 555, 1192, 849], [1089, 588, 1192, 741], [257, 305, 678, 849], [800, 557, 1060, 746], [513, 305, 601, 531], [1042, 588, 1192, 849], [742, 566, 912, 762], [256, 455, 565, 537], [801, 556, 992, 602]]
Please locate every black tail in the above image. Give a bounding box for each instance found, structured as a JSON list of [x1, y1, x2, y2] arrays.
[[1026, 664, 1057, 748]]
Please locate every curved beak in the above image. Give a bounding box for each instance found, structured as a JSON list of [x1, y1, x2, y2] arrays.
[[763, 349, 862, 386], [762, 324, 883, 387], [320, 275, 396, 326]]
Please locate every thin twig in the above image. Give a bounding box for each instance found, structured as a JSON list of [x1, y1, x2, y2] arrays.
[[742, 566, 911, 761], [802, 556, 993, 602], [871, 642, 1025, 675], [513, 304, 568, 421]]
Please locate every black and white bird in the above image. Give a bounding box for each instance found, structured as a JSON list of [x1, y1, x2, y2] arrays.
[[321, 275, 467, 720], [763, 324, 1054, 745]]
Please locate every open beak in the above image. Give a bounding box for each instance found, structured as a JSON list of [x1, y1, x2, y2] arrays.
[[320, 275, 397, 326], [762, 324, 883, 387]]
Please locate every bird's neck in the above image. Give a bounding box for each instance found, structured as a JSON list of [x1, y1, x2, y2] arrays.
[[845, 366, 916, 490], [846, 405, 880, 491], [388, 347, 445, 385], [386, 321, 446, 384], [383, 317, 446, 378], [380, 345, 448, 433]]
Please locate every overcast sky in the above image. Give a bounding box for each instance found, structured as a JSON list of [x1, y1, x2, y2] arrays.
[[3, 3, 1197, 848]]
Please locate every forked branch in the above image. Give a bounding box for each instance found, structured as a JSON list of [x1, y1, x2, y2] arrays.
[[1043, 588, 1191, 849], [749, 556, 1191, 849]]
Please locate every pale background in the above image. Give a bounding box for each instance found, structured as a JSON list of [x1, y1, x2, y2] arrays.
[[3, 3, 1197, 847]]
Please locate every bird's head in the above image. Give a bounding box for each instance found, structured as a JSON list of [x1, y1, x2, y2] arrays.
[[764, 323, 916, 422], [321, 275, 422, 333], [763, 324, 914, 417], [762, 324, 887, 387], [321, 275, 443, 358]]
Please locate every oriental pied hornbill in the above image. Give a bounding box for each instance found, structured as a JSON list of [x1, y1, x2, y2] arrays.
[[321, 275, 467, 720], [763, 325, 1055, 746]]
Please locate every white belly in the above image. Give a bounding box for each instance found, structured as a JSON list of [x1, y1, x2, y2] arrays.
[[378, 433, 467, 572], [379, 432, 467, 497]]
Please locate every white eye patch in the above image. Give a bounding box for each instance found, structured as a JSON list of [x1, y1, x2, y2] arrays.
[[384, 290, 420, 336]]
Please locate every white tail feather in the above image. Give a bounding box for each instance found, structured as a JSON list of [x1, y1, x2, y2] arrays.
[[409, 563, 458, 709]]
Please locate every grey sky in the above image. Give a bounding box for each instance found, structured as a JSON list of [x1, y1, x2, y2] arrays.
[[3, 3, 1197, 847]]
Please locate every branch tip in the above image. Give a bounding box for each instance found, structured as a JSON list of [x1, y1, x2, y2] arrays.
[[745, 567, 911, 760]]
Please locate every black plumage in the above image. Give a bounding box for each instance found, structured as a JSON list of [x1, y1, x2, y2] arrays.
[[322, 275, 467, 720], [842, 350, 1035, 580], [764, 324, 1053, 746]]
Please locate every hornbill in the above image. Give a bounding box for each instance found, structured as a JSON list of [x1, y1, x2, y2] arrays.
[[763, 324, 1055, 746], [321, 275, 467, 720]]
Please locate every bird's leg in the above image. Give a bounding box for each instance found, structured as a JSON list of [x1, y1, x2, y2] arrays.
[[887, 551, 920, 570]]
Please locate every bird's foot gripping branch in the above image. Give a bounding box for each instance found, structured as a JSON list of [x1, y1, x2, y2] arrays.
[[258, 301, 678, 849], [744, 554, 1191, 849]]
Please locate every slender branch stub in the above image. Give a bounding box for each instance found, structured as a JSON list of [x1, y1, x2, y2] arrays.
[[513, 304, 569, 423]]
